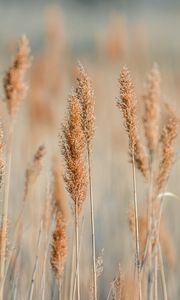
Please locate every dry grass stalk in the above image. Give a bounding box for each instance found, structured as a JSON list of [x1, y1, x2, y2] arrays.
[[62, 94, 87, 214], [117, 66, 147, 300], [61, 93, 87, 300], [117, 66, 149, 178], [76, 63, 97, 300], [143, 64, 161, 157], [142, 64, 161, 296], [3, 35, 31, 117], [0, 123, 4, 190], [0, 36, 31, 299], [24, 145, 45, 201], [89, 249, 104, 300], [51, 211, 67, 288], [76, 63, 95, 146], [156, 113, 178, 194]]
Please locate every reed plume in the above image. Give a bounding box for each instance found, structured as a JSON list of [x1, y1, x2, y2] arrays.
[[156, 112, 178, 194], [24, 145, 45, 201], [76, 63, 95, 146], [61, 93, 87, 300], [51, 211, 67, 292], [143, 64, 161, 157], [62, 94, 87, 213], [0, 36, 31, 299], [116, 66, 150, 300], [3, 35, 31, 117], [76, 63, 97, 300], [117, 66, 148, 178]]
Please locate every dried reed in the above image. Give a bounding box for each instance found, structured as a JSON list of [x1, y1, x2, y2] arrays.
[[51, 211, 67, 298], [76, 63, 97, 300], [0, 36, 31, 300], [117, 66, 148, 179], [61, 93, 87, 300], [117, 66, 145, 300], [156, 113, 178, 194], [143, 64, 161, 158]]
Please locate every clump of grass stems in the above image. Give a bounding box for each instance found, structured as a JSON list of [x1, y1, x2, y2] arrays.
[[0, 36, 31, 299], [116, 64, 178, 300]]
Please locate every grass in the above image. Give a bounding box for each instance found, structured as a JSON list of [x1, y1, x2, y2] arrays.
[[0, 8, 180, 300]]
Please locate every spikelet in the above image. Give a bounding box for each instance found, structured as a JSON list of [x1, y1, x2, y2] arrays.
[[143, 64, 161, 156], [61, 94, 87, 214], [24, 145, 45, 200], [3, 35, 31, 117], [117, 66, 148, 178], [156, 111, 178, 193], [51, 211, 67, 281], [76, 63, 95, 147]]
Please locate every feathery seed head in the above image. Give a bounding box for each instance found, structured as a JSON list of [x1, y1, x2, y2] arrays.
[[143, 63, 161, 155], [117, 66, 149, 178], [62, 94, 88, 214], [156, 112, 178, 193], [51, 211, 67, 281], [3, 35, 31, 117], [76, 63, 95, 147]]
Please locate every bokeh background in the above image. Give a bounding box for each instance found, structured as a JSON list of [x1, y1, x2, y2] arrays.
[[0, 0, 180, 299]]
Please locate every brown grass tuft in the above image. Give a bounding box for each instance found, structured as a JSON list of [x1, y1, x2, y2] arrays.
[[117, 66, 149, 178], [51, 211, 67, 281], [3, 35, 31, 117], [156, 112, 178, 193], [143, 64, 161, 156], [61, 93, 87, 214], [76, 63, 95, 147]]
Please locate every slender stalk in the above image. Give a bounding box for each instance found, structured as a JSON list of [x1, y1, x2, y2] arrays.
[[0, 119, 14, 300], [58, 280, 62, 300], [74, 203, 80, 300], [40, 221, 54, 300], [87, 147, 97, 300], [154, 254, 158, 300], [145, 156, 154, 298], [72, 210, 86, 300], [12, 245, 22, 300], [106, 285, 113, 300], [70, 231, 75, 300], [28, 218, 43, 300], [159, 244, 168, 300], [131, 150, 141, 300]]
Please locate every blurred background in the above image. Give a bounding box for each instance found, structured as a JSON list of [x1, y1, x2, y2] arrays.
[[0, 0, 180, 299]]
